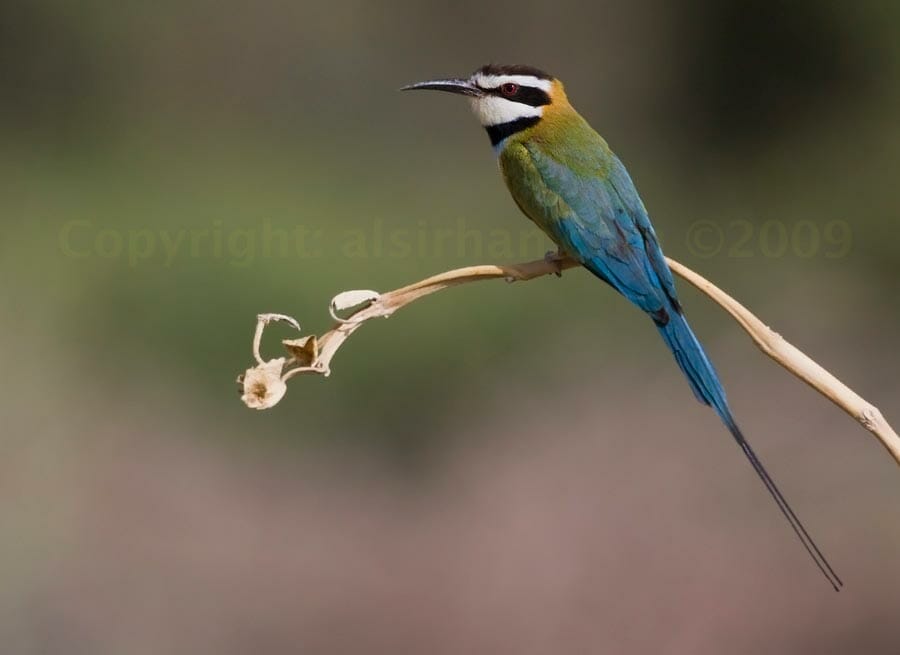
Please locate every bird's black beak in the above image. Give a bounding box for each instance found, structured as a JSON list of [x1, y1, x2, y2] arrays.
[[400, 78, 483, 97]]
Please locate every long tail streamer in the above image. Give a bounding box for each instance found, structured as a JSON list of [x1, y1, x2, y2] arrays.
[[657, 310, 842, 590]]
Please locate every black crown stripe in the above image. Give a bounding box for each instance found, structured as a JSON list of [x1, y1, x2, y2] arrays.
[[476, 64, 553, 80]]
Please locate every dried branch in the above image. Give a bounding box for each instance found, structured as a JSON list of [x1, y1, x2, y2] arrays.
[[237, 254, 900, 466]]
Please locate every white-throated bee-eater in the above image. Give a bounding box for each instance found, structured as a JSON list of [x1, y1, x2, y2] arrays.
[[403, 64, 841, 590]]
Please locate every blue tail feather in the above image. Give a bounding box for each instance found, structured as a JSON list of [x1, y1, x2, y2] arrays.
[[656, 310, 725, 412], [655, 309, 842, 590]]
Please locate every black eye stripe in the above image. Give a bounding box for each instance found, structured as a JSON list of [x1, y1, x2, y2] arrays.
[[482, 85, 551, 107]]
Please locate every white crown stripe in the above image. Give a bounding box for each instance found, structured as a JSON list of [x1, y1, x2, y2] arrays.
[[473, 74, 553, 92]]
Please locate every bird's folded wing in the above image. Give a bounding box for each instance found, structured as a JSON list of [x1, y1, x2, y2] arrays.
[[525, 145, 678, 316]]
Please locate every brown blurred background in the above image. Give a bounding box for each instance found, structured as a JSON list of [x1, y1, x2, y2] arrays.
[[2, 0, 900, 652]]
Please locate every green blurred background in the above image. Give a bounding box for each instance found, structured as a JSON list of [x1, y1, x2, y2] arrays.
[[3, 0, 900, 652]]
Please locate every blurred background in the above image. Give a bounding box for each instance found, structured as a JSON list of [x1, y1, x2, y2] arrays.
[[2, 0, 899, 652]]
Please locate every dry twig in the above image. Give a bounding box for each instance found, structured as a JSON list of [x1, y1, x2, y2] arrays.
[[237, 254, 900, 465]]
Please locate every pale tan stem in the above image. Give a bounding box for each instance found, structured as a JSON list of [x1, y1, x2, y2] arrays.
[[239, 254, 900, 467], [666, 258, 900, 465]]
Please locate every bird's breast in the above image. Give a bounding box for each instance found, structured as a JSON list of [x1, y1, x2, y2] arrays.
[[498, 141, 575, 244]]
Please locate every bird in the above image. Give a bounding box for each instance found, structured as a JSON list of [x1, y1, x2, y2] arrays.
[[402, 64, 842, 590]]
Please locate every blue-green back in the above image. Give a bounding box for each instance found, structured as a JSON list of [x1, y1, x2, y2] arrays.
[[499, 133, 679, 317]]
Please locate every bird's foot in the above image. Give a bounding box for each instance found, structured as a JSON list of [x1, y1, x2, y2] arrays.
[[544, 250, 565, 277]]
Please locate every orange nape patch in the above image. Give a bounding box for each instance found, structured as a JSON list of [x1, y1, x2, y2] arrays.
[[545, 79, 575, 115], [532, 79, 585, 144]]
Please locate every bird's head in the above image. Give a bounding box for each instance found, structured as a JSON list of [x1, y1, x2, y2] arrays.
[[402, 64, 569, 147]]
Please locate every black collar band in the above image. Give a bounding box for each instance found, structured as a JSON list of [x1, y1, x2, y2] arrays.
[[485, 116, 541, 147]]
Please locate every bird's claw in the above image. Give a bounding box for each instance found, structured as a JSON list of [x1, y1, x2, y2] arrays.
[[544, 250, 564, 277]]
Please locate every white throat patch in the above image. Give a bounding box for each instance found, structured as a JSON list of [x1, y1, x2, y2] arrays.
[[468, 96, 543, 127]]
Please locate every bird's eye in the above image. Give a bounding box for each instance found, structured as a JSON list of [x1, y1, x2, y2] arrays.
[[500, 83, 519, 97]]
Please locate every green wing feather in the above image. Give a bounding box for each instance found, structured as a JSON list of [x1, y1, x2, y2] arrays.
[[500, 139, 680, 317]]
